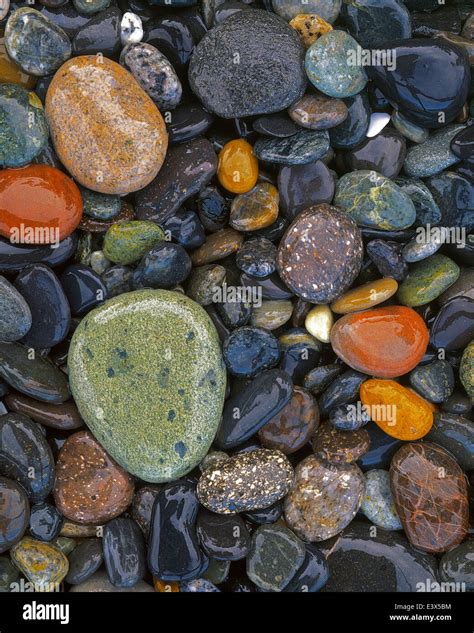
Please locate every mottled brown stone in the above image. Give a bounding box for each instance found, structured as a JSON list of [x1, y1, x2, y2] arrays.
[[258, 386, 319, 454], [53, 430, 134, 524], [45, 56, 168, 195], [312, 422, 370, 464], [191, 228, 244, 266], [288, 93, 348, 130], [229, 183, 279, 231], [5, 391, 84, 431], [284, 454, 364, 541], [390, 442, 469, 554], [277, 204, 363, 303]]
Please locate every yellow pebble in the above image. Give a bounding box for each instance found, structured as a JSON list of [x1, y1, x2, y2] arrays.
[[331, 278, 398, 314], [217, 139, 259, 194], [305, 304, 333, 343], [289, 14, 333, 49]]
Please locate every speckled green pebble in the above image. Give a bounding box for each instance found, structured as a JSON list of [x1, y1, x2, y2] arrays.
[[361, 470, 402, 531], [0, 84, 48, 167], [403, 125, 465, 178], [460, 341, 474, 400], [305, 30, 367, 98], [246, 524, 305, 592], [334, 170, 416, 230], [5, 8, 71, 77], [185, 265, 226, 306], [81, 188, 122, 221], [103, 221, 165, 266], [397, 254, 460, 307], [10, 537, 68, 591], [68, 289, 226, 483], [409, 360, 454, 403]]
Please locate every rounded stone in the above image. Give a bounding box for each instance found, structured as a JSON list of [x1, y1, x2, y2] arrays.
[[460, 341, 474, 400], [277, 203, 363, 303], [132, 241, 192, 290], [330, 306, 429, 379], [288, 92, 347, 130], [0, 85, 48, 168], [273, 0, 341, 23], [330, 278, 398, 314], [284, 454, 364, 542], [5, 8, 71, 76], [304, 305, 333, 343], [53, 431, 134, 525], [81, 188, 121, 221], [236, 237, 277, 278], [217, 139, 258, 194], [120, 43, 182, 110], [0, 165, 83, 243], [229, 183, 279, 232], [103, 221, 165, 266], [360, 469, 402, 531], [65, 539, 103, 585], [10, 537, 68, 590], [305, 30, 367, 98], [409, 360, 454, 404], [426, 412, 474, 472], [222, 326, 280, 378], [188, 10, 306, 119], [0, 477, 29, 553], [45, 56, 168, 195], [0, 276, 32, 342], [439, 541, 474, 590], [73, 0, 111, 14], [68, 290, 226, 483], [340, 0, 411, 48], [334, 170, 416, 231], [69, 570, 153, 592], [312, 422, 370, 464], [397, 254, 460, 307]]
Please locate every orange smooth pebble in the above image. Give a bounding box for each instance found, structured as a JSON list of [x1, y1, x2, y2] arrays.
[[0, 164, 83, 243], [153, 578, 179, 592], [331, 278, 398, 314], [330, 305, 429, 378], [360, 379, 434, 440], [217, 139, 259, 194]]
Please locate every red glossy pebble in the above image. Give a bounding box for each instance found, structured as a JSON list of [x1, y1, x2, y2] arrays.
[[330, 305, 429, 379], [0, 164, 83, 244]]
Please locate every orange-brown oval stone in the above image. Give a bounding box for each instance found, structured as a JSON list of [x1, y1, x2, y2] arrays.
[[330, 278, 398, 314], [360, 379, 433, 440], [217, 139, 258, 194], [45, 56, 168, 195], [330, 306, 429, 378], [0, 164, 82, 243]]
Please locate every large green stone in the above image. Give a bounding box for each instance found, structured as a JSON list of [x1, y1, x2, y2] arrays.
[[397, 254, 460, 307], [68, 289, 227, 482]]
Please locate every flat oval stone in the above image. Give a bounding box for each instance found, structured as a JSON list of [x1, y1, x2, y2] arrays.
[[253, 114, 298, 138], [71, 7, 121, 57], [277, 203, 363, 303], [288, 93, 348, 130], [46, 55, 168, 195], [68, 290, 226, 482], [11, 536, 68, 590], [0, 476, 29, 553], [217, 139, 258, 195], [322, 522, 438, 592], [29, 502, 62, 542], [409, 360, 454, 403], [253, 129, 330, 166], [397, 254, 460, 307], [330, 92, 371, 149], [331, 278, 398, 314], [343, 129, 407, 179], [404, 125, 465, 178], [0, 343, 69, 403], [132, 241, 192, 290], [14, 264, 70, 349], [330, 306, 429, 378], [361, 469, 402, 530], [334, 170, 416, 230], [196, 509, 250, 561], [186, 265, 226, 306], [0, 413, 54, 502], [167, 104, 213, 145], [305, 30, 367, 98], [0, 165, 83, 243], [53, 430, 134, 524], [120, 42, 182, 110], [278, 161, 335, 219], [5, 8, 71, 76], [5, 393, 83, 432], [0, 276, 32, 342], [229, 183, 279, 231], [426, 412, 474, 471], [246, 524, 305, 592], [312, 422, 370, 464], [367, 39, 470, 129], [188, 11, 306, 118], [135, 138, 217, 225], [258, 386, 319, 454], [103, 221, 165, 266], [197, 449, 294, 514], [103, 518, 146, 588], [191, 229, 243, 267], [438, 268, 474, 306], [0, 85, 48, 167], [361, 379, 433, 440], [430, 297, 474, 352], [81, 188, 121, 221], [341, 0, 412, 48], [284, 454, 364, 541], [440, 541, 474, 590], [222, 326, 280, 378], [216, 369, 293, 449], [390, 442, 469, 553], [147, 479, 208, 581], [65, 539, 103, 585]]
